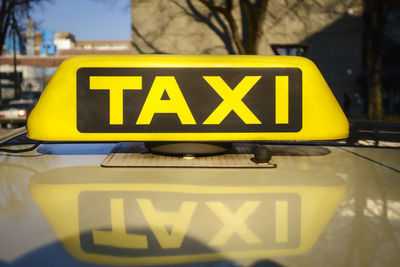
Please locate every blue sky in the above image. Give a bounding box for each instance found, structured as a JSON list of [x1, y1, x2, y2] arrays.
[[31, 0, 130, 41]]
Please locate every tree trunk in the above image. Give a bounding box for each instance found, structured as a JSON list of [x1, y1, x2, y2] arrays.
[[240, 0, 269, 55], [0, 2, 13, 56], [364, 0, 385, 120]]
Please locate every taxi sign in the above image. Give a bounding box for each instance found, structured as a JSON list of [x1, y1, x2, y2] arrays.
[[27, 55, 348, 141]]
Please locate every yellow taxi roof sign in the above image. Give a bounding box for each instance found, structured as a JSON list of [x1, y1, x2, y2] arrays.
[[27, 55, 348, 141]]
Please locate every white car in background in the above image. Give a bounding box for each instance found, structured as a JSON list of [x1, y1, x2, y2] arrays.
[[0, 94, 39, 128], [0, 102, 32, 128]]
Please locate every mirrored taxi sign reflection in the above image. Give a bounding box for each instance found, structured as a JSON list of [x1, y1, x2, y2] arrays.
[[27, 55, 348, 141], [30, 167, 346, 266]]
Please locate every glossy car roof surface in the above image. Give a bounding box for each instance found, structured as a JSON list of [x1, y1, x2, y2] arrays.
[[1, 130, 399, 267]]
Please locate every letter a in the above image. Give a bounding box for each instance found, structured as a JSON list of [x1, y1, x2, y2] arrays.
[[137, 199, 197, 248], [136, 76, 196, 125]]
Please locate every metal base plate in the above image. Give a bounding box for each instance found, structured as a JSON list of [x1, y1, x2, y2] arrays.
[[101, 142, 276, 168]]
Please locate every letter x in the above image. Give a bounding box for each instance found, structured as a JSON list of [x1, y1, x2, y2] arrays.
[[206, 201, 261, 246], [203, 76, 262, 124]]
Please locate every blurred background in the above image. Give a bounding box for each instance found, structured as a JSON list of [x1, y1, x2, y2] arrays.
[[0, 0, 399, 130]]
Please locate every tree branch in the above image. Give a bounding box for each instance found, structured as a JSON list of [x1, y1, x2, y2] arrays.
[[186, 0, 235, 54], [130, 22, 166, 54], [198, 0, 227, 14], [222, 0, 246, 54], [198, 0, 246, 54], [212, 6, 236, 53]]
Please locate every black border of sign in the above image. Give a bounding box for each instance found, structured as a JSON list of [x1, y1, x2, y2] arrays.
[[76, 67, 302, 134]]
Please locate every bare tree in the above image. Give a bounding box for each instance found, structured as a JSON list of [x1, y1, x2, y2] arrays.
[[0, 0, 47, 56], [131, 0, 362, 55], [131, 0, 269, 55]]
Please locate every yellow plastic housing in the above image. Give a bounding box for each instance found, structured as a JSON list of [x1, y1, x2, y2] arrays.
[[27, 55, 348, 141]]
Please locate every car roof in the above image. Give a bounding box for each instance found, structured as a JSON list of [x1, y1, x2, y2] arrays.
[[1, 130, 400, 267]]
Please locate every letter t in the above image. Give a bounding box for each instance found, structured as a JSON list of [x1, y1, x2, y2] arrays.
[[90, 76, 142, 124]]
